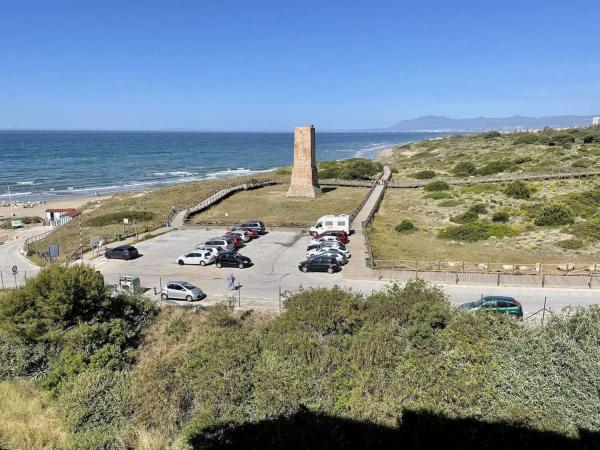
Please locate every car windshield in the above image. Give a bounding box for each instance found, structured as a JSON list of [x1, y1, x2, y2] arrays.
[[180, 282, 196, 290]]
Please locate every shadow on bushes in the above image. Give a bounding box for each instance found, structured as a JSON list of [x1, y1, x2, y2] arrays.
[[188, 408, 599, 450]]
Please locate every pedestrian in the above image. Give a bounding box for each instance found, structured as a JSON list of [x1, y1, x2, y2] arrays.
[[227, 273, 236, 290]]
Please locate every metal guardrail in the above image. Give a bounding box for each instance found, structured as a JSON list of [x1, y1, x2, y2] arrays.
[[388, 169, 600, 189]]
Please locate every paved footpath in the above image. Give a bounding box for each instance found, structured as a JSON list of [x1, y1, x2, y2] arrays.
[[0, 226, 51, 288]]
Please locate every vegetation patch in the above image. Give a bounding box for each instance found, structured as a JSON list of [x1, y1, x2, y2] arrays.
[[318, 158, 383, 180], [504, 180, 531, 199], [412, 170, 437, 179], [534, 203, 575, 226], [555, 189, 600, 218], [438, 199, 464, 207], [83, 211, 157, 227], [476, 161, 514, 176], [423, 180, 450, 192], [424, 191, 453, 200], [452, 161, 476, 177], [556, 238, 584, 250], [450, 210, 479, 224], [438, 221, 514, 241], [492, 211, 510, 223], [565, 219, 600, 242], [395, 219, 416, 233]]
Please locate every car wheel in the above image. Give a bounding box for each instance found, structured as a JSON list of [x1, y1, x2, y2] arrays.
[[509, 313, 521, 320], [216, 262, 222, 268], [106, 254, 111, 259], [327, 267, 334, 274], [238, 263, 244, 269], [200, 261, 205, 266], [302, 266, 308, 273], [178, 259, 184, 265], [186, 295, 193, 302], [161, 293, 168, 300]]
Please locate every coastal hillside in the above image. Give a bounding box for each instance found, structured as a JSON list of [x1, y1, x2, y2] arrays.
[[1, 267, 600, 448]]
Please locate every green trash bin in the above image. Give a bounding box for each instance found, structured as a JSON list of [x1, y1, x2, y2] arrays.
[[365, 257, 372, 268], [116, 234, 122, 241]]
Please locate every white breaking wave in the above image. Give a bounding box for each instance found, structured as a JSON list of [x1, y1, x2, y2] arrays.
[[16, 181, 36, 185]]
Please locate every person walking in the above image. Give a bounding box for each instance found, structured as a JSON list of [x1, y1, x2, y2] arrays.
[[227, 273, 236, 290]]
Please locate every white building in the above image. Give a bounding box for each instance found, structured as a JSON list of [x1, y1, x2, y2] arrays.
[[45, 208, 80, 228], [593, 117, 600, 126]]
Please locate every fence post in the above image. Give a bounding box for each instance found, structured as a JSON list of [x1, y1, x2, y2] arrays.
[[541, 274, 545, 287], [462, 261, 465, 273], [455, 270, 459, 284], [497, 272, 500, 286], [0, 272, 3, 289], [542, 297, 547, 325], [238, 285, 241, 308]]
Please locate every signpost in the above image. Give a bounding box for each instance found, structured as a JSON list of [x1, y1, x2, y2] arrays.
[[48, 245, 60, 260], [11, 265, 17, 288]]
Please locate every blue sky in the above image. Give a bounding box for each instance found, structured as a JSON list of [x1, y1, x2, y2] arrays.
[[1, 0, 599, 130]]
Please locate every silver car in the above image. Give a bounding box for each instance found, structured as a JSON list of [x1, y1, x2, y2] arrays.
[[161, 281, 206, 302]]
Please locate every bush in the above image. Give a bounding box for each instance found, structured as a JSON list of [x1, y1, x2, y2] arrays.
[[565, 219, 600, 242], [556, 238, 584, 249], [468, 203, 487, 214], [438, 221, 514, 241], [438, 199, 463, 207], [534, 203, 575, 226], [423, 181, 450, 192], [84, 211, 157, 227], [452, 161, 476, 177], [571, 159, 592, 168], [476, 161, 513, 176], [412, 170, 436, 179], [318, 159, 382, 180], [482, 131, 501, 139], [512, 133, 546, 145], [492, 211, 510, 223], [548, 133, 575, 146], [395, 220, 416, 233], [513, 156, 532, 164], [450, 210, 479, 224], [504, 180, 531, 199]]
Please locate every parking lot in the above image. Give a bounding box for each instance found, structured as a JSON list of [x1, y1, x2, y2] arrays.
[[94, 227, 349, 306]]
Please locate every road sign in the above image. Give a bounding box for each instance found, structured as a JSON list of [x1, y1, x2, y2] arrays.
[[48, 245, 60, 259], [11, 265, 17, 275], [90, 236, 101, 248], [123, 218, 129, 224]]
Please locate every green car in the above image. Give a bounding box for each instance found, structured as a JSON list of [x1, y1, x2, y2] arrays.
[[459, 295, 523, 320]]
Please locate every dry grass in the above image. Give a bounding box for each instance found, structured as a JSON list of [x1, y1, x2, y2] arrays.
[[0, 379, 67, 450], [191, 184, 369, 226], [369, 178, 600, 265], [31, 171, 289, 263]]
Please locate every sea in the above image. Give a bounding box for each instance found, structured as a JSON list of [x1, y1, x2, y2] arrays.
[[0, 131, 444, 201]]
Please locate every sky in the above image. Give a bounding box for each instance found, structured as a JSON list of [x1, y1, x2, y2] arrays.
[[0, 0, 599, 131]]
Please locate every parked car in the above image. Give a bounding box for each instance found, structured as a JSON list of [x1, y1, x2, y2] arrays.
[[234, 226, 257, 239], [299, 256, 340, 274], [203, 238, 235, 252], [195, 245, 224, 257], [307, 241, 350, 258], [459, 296, 523, 320], [239, 220, 266, 234], [315, 230, 349, 244], [215, 251, 252, 269], [223, 233, 244, 248], [105, 245, 139, 260], [308, 235, 342, 247], [176, 251, 215, 266], [227, 230, 250, 243], [307, 249, 348, 265], [161, 281, 206, 302]]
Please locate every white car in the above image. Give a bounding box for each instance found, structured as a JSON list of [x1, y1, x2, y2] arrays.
[[176, 251, 215, 266], [307, 241, 350, 257], [306, 248, 348, 265], [308, 235, 341, 247], [195, 245, 224, 257]]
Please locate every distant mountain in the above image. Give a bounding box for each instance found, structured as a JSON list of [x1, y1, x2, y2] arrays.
[[386, 115, 596, 132]]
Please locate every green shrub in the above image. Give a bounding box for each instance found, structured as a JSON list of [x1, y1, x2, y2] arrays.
[[548, 133, 575, 146], [438, 221, 514, 241], [504, 180, 531, 199], [412, 170, 436, 179], [513, 156, 532, 164], [556, 239, 584, 249], [318, 159, 383, 180], [571, 159, 592, 168], [468, 203, 487, 214], [438, 199, 463, 207], [452, 161, 476, 176], [492, 211, 510, 223], [425, 191, 453, 200], [534, 203, 575, 226], [450, 210, 479, 224], [565, 219, 600, 241], [423, 180, 450, 192], [582, 133, 600, 144], [512, 133, 546, 145], [482, 130, 501, 139], [476, 161, 513, 176], [556, 189, 600, 218], [84, 211, 157, 227], [395, 220, 416, 233]]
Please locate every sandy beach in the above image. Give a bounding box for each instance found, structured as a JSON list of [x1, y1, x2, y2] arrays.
[[0, 195, 111, 222]]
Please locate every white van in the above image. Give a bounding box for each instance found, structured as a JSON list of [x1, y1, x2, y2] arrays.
[[309, 214, 350, 236]]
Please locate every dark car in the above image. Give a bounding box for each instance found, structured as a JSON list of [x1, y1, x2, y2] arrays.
[[105, 245, 139, 260], [215, 251, 252, 269], [298, 256, 340, 274], [239, 220, 266, 235], [315, 230, 349, 244], [459, 296, 523, 320]]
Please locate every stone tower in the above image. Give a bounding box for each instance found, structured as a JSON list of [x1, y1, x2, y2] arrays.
[[286, 125, 321, 198]]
